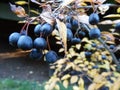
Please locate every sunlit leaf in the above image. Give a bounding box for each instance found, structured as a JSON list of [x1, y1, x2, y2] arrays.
[[59, 48, 64, 53], [61, 74, 71, 80], [30, 10, 40, 15], [73, 85, 79, 90], [63, 80, 69, 88], [9, 3, 27, 17], [70, 76, 78, 84], [54, 84, 60, 90], [56, 41, 62, 45], [98, 5, 109, 14], [56, 19, 67, 55], [117, 7, 120, 13], [88, 83, 97, 90], [104, 14, 120, 18], [78, 78, 85, 90], [49, 78, 59, 90], [84, 44, 92, 50], [81, 38, 92, 44], [15, 1, 28, 5], [75, 44, 81, 50]]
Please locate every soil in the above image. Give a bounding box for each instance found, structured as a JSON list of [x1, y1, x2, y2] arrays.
[[0, 19, 49, 83]]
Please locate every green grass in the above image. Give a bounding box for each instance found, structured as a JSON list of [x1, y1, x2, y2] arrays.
[[0, 79, 44, 90], [0, 79, 73, 90]]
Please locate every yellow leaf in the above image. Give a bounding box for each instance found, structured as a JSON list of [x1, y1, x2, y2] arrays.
[[63, 80, 69, 88], [56, 19, 67, 55], [54, 84, 60, 90], [78, 78, 85, 90], [82, 38, 92, 44], [70, 76, 78, 84], [15, 1, 28, 5], [30, 10, 40, 15], [117, 7, 120, 13], [75, 44, 81, 50], [104, 14, 120, 18], [73, 85, 79, 90], [59, 48, 64, 53], [88, 83, 97, 90], [84, 44, 92, 50], [61, 74, 71, 80]]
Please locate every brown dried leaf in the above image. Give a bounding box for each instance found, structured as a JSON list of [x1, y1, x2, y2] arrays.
[[61, 0, 75, 8], [9, 3, 27, 17], [115, 0, 120, 3], [40, 12, 55, 25], [56, 18, 67, 55]]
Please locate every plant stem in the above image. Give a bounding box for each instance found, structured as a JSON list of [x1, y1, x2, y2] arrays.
[[82, 23, 120, 66], [98, 38, 120, 66]]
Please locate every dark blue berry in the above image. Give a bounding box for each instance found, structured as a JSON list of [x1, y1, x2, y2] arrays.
[[45, 50, 58, 63], [34, 37, 47, 50], [17, 35, 33, 50], [67, 28, 73, 41], [71, 37, 81, 44], [89, 13, 99, 25], [29, 48, 43, 60], [34, 24, 41, 36], [9, 32, 21, 47], [89, 28, 101, 38]]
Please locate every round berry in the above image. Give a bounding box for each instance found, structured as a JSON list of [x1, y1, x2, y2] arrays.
[[89, 13, 100, 25], [9, 32, 21, 47], [34, 24, 41, 36], [34, 37, 47, 50], [45, 50, 58, 63], [29, 48, 43, 60], [89, 28, 101, 38], [17, 35, 33, 50]]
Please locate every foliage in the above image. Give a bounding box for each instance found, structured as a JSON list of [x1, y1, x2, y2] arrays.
[[9, 0, 120, 90]]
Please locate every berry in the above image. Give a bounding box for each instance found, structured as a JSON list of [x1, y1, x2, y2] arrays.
[[78, 31, 86, 38], [85, 51, 92, 57], [34, 24, 41, 36], [34, 37, 47, 50], [45, 50, 58, 63], [17, 35, 33, 50], [99, 86, 109, 90], [102, 55, 106, 60], [66, 23, 72, 29], [66, 16, 73, 23], [67, 28, 73, 41], [40, 23, 53, 36], [115, 22, 120, 30], [92, 43, 97, 47], [29, 48, 43, 60], [109, 45, 115, 49], [89, 28, 101, 38], [71, 37, 81, 44], [71, 19, 79, 30], [9, 32, 21, 47], [89, 13, 99, 25], [20, 30, 26, 35]]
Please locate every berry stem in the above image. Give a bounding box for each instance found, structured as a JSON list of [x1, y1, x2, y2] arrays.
[[47, 36, 51, 50], [20, 22, 28, 33]]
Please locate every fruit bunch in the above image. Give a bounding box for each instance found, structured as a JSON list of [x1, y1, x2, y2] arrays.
[[9, 0, 120, 90]]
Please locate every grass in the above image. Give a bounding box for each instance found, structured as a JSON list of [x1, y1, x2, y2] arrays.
[[0, 79, 73, 90], [0, 79, 44, 90]]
